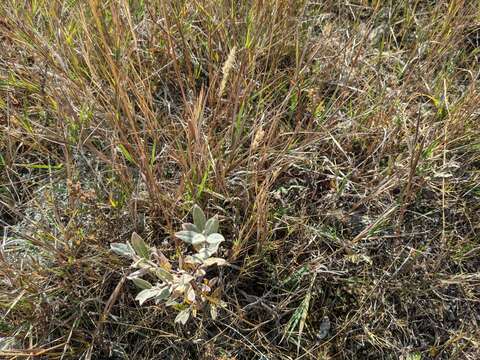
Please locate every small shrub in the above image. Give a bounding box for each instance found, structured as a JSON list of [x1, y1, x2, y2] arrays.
[[110, 205, 227, 324]]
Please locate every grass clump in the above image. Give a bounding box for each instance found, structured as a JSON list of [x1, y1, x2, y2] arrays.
[[1, 0, 479, 359]]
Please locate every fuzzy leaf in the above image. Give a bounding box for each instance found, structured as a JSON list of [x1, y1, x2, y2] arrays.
[[131, 232, 150, 259], [206, 233, 224, 245], [154, 287, 171, 301], [186, 285, 196, 303], [194, 247, 216, 260], [175, 230, 197, 244], [127, 268, 149, 279], [204, 216, 219, 235], [182, 223, 199, 232], [135, 286, 170, 305], [110, 243, 134, 257], [172, 274, 193, 295], [207, 241, 221, 254], [131, 278, 152, 290], [202, 257, 228, 267], [135, 288, 159, 305], [179, 273, 194, 284], [192, 204, 206, 231], [165, 298, 180, 307], [192, 233, 206, 246], [175, 308, 191, 325], [153, 267, 174, 282]]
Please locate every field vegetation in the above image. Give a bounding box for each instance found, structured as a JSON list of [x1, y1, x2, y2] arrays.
[[1, 0, 479, 358]]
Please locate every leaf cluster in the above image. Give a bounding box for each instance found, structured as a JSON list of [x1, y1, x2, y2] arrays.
[[111, 205, 227, 324]]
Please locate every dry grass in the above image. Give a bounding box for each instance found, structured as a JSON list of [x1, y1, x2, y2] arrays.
[[1, 0, 479, 359]]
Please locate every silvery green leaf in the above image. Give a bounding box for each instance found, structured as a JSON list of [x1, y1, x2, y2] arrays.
[[206, 233, 224, 245], [154, 287, 171, 301], [131, 232, 150, 259], [206, 239, 223, 255], [192, 204, 206, 231], [127, 268, 149, 279], [131, 278, 152, 289], [194, 247, 216, 260], [172, 273, 194, 294], [204, 216, 219, 235], [131, 257, 146, 269], [191, 253, 208, 262], [191, 233, 206, 246], [154, 267, 174, 282], [135, 288, 160, 305], [178, 273, 194, 284], [135, 287, 170, 305], [165, 298, 180, 307], [174, 230, 197, 244], [175, 308, 191, 325], [182, 223, 199, 232], [110, 243, 134, 257], [186, 285, 196, 303], [202, 257, 228, 267]]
